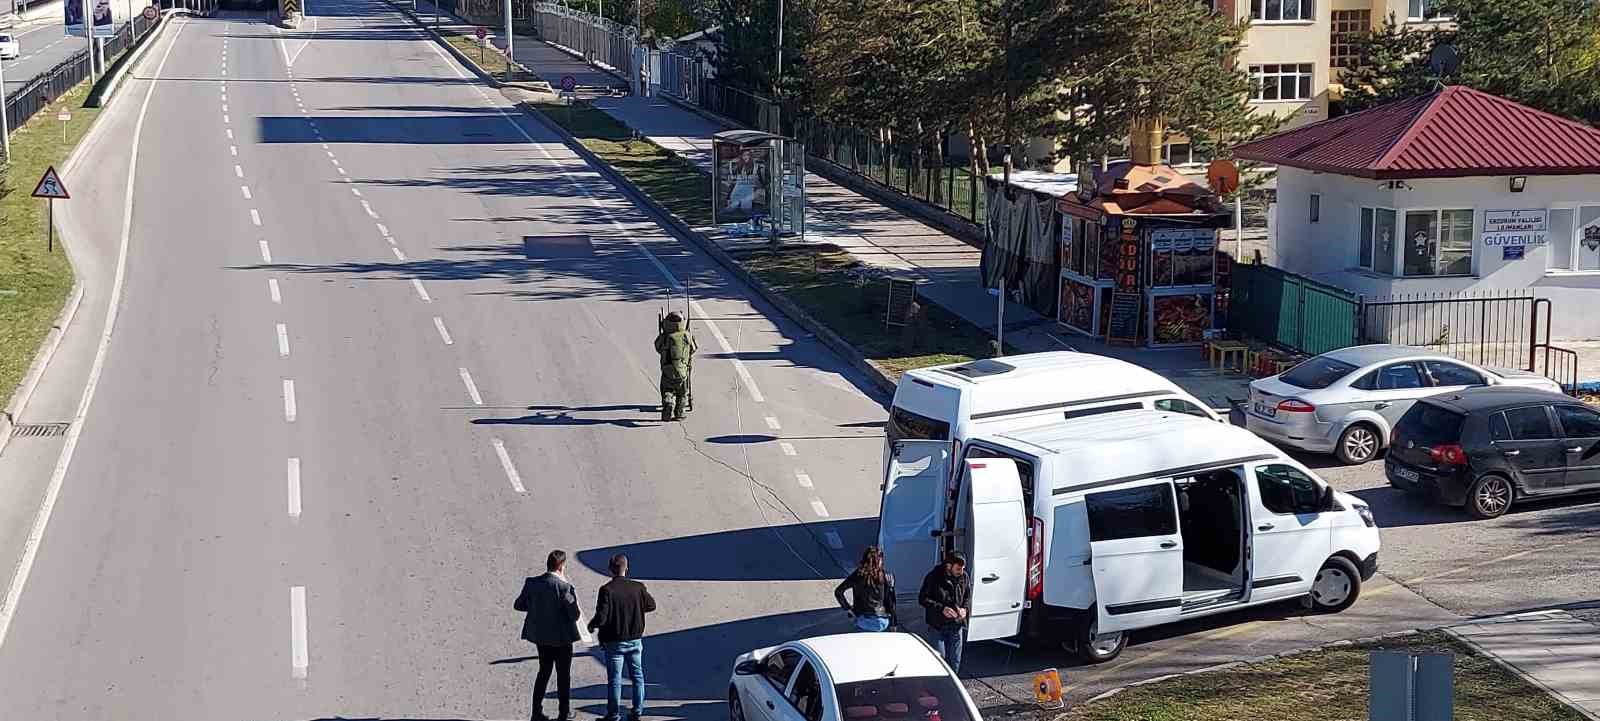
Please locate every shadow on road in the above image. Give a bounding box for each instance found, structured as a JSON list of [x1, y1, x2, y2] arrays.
[[1352, 485, 1600, 531], [472, 403, 662, 429], [576, 519, 876, 582]]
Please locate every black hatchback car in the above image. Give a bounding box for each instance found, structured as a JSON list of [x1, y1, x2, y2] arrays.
[[1385, 386, 1600, 518]]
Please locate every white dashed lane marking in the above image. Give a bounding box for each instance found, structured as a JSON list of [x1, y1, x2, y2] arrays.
[[780, 442, 797, 456], [269, 278, 282, 303], [810, 500, 830, 518], [282, 379, 297, 422], [259, 241, 273, 264], [433, 317, 453, 345], [765, 416, 781, 430], [276, 323, 290, 357], [410, 278, 431, 303], [491, 438, 527, 494], [286, 458, 302, 519], [458, 368, 484, 405], [795, 472, 813, 489]]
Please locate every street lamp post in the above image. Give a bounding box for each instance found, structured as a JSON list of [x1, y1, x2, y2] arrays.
[[0, 55, 11, 161], [773, 0, 782, 132], [503, 0, 513, 79]]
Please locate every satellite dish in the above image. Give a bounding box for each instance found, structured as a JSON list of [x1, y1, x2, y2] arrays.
[[1428, 44, 1460, 78]]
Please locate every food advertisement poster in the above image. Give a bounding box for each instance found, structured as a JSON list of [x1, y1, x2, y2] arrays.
[[1149, 228, 1217, 288], [1151, 293, 1214, 345], [1059, 277, 1095, 333]]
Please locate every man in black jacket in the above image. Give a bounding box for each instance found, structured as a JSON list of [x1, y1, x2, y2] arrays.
[[918, 552, 970, 671], [515, 550, 582, 721], [587, 554, 656, 721]]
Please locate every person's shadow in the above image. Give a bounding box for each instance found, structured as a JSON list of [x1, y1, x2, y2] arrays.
[[473, 404, 663, 429]]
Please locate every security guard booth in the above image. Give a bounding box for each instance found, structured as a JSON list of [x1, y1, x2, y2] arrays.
[[711, 130, 806, 239]]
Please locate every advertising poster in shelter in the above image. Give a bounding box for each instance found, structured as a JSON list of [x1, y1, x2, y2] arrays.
[[715, 143, 771, 224], [66, 0, 115, 37]]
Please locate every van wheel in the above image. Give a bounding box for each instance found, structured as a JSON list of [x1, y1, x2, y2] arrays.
[[1335, 424, 1381, 465], [1076, 613, 1127, 664], [1467, 474, 1514, 519], [1308, 556, 1362, 613]]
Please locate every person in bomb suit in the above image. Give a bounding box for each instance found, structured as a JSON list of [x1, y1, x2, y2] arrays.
[[654, 312, 696, 421]]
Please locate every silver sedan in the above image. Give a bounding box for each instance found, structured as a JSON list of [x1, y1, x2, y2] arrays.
[[1245, 344, 1564, 464]]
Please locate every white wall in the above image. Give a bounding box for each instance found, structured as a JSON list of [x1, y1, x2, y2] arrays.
[[1272, 167, 1600, 340]]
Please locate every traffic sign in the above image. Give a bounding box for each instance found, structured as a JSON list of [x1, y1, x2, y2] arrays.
[[560, 75, 577, 92], [32, 166, 70, 199], [142, 5, 158, 20], [56, 108, 71, 123], [475, 26, 487, 40]]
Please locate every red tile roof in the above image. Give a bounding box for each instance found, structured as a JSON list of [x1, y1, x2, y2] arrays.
[[1233, 86, 1600, 179]]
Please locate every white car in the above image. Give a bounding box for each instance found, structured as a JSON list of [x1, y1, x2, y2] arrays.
[[729, 633, 979, 721], [0, 33, 20, 60], [1246, 344, 1564, 464]]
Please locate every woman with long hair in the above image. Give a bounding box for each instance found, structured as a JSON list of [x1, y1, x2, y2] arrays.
[[834, 546, 898, 632]]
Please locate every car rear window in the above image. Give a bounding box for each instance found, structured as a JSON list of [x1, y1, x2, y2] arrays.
[[1280, 356, 1358, 390], [834, 675, 973, 721], [1396, 402, 1464, 446], [886, 406, 951, 444]]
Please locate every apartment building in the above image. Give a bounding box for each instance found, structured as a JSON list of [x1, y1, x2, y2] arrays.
[[1224, 0, 1452, 130]]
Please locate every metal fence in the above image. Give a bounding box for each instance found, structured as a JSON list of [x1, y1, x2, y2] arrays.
[[1228, 262, 1361, 356], [4, 13, 158, 144], [655, 49, 702, 107], [1359, 290, 1540, 371], [797, 117, 987, 226], [529, 1, 633, 79]]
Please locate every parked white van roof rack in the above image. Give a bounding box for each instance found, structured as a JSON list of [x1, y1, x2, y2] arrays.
[[997, 411, 1279, 494]]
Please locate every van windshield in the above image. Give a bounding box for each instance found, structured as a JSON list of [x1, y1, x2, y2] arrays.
[[887, 406, 951, 444]]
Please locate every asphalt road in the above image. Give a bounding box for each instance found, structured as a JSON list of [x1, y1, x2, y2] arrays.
[[2, 4, 85, 97], [0, 6, 888, 719], [1, 2, 1596, 719]]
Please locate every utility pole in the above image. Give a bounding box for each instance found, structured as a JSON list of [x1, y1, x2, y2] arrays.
[[0, 55, 10, 161], [82, 0, 98, 80], [1001, 0, 1013, 191], [773, 0, 783, 133], [503, 0, 513, 79]]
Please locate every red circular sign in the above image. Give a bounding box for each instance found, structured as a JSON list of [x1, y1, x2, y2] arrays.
[[142, 4, 157, 19], [475, 26, 487, 40]]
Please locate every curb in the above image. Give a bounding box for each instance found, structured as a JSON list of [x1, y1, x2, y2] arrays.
[[518, 104, 898, 400], [85, 14, 167, 107], [387, 4, 898, 399], [1443, 612, 1600, 721], [0, 24, 131, 456]]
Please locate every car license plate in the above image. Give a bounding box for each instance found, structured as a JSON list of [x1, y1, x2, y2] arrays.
[[1253, 401, 1277, 418], [1393, 467, 1419, 482]]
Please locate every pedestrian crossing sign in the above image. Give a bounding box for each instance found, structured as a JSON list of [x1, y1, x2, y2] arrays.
[[31, 166, 70, 200]]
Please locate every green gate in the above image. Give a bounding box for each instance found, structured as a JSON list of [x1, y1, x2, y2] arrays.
[[1228, 263, 1360, 356]]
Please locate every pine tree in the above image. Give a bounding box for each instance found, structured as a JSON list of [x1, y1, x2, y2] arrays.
[[1339, 14, 1436, 114]]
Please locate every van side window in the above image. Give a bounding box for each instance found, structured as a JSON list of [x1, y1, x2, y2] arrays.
[[886, 406, 951, 445], [1154, 398, 1212, 418], [965, 445, 1036, 511], [1085, 483, 1177, 541], [1255, 464, 1326, 515], [1063, 402, 1141, 420]]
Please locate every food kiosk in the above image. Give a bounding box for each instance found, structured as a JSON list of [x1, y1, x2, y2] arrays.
[[1056, 161, 1234, 346]]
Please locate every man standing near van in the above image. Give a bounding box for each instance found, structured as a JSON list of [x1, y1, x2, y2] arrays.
[[918, 552, 971, 671], [588, 554, 656, 721], [514, 550, 581, 721]]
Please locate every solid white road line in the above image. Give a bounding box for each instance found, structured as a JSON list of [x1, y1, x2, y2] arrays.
[[240, 185, 251, 199], [824, 531, 844, 550], [234, 164, 243, 177], [289, 586, 308, 679], [765, 416, 782, 430], [780, 442, 797, 456], [259, 240, 273, 263], [276, 323, 290, 357], [458, 368, 483, 405], [433, 317, 453, 345], [795, 471, 813, 489], [0, 17, 189, 652], [286, 458, 302, 518], [810, 499, 830, 518], [391, 247, 406, 261], [269, 278, 282, 304], [283, 379, 297, 422], [491, 438, 527, 494], [410, 278, 431, 303], [250, 208, 261, 226], [375, 222, 389, 237]]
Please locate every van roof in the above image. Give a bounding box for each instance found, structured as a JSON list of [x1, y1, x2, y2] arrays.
[[904, 352, 1181, 416], [996, 410, 1279, 493]]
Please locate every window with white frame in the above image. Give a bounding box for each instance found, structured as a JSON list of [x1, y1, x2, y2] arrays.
[[1252, 0, 1316, 22], [1162, 142, 1212, 166], [1250, 64, 1315, 101], [1548, 207, 1600, 272], [1408, 0, 1450, 21], [1358, 207, 1399, 275], [1402, 209, 1474, 276]]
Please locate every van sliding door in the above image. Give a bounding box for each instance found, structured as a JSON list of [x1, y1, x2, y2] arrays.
[[1085, 479, 1185, 634]]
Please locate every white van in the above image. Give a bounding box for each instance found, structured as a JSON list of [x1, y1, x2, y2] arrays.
[[886, 352, 1221, 470], [879, 409, 1380, 663]]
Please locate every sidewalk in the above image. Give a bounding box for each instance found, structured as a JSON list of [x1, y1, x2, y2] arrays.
[[1449, 609, 1600, 720], [459, 16, 1253, 406]]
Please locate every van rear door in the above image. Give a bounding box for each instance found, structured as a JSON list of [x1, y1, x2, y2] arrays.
[[879, 440, 951, 602], [958, 459, 1027, 642], [1085, 479, 1185, 634]]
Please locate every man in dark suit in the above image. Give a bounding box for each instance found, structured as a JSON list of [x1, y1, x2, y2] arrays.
[[515, 550, 582, 721]]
